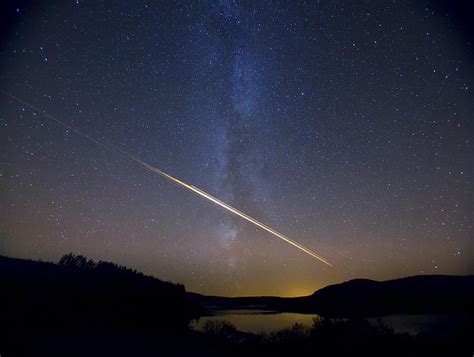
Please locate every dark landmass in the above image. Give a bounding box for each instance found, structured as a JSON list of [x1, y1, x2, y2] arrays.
[[0, 254, 201, 329], [191, 275, 474, 316], [1, 254, 473, 356]]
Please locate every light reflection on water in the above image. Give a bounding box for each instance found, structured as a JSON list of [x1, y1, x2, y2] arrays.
[[192, 309, 319, 334], [192, 309, 470, 335]]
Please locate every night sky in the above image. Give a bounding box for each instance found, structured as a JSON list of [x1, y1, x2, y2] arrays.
[[1, 1, 473, 296]]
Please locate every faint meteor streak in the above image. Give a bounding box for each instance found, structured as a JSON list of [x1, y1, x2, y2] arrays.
[[1, 90, 332, 266]]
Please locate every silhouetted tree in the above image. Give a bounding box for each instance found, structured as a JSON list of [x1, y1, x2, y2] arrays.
[[58, 253, 95, 270]]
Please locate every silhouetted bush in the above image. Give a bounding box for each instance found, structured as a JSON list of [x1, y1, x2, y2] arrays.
[[202, 320, 237, 338], [310, 316, 395, 339], [261, 323, 309, 345]]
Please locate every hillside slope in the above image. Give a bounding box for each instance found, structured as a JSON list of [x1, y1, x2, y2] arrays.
[[0, 254, 201, 329]]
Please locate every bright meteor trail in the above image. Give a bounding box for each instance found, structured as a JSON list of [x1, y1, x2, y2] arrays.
[[138, 161, 332, 266], [1, 90, 332, 266]]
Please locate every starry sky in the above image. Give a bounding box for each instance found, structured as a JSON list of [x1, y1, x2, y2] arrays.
[[0, 0, 473, 297]]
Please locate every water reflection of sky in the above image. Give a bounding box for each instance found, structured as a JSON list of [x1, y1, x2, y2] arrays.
[[192, 310, 470, 335], [193, 310, 319, 334]]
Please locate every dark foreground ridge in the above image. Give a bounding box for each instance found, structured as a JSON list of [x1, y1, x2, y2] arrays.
[[1, 254, 473, 356], [0, 254, 201, 329]]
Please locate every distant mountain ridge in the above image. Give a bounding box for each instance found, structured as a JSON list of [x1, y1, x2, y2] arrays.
[[190, 275, 474, 316], [300, 275, 474, 316]]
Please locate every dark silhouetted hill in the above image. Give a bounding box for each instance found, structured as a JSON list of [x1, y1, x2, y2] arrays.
[[0, 254, 201, 329], [297, 275, 474, 316], [191, 275, 474, 316]]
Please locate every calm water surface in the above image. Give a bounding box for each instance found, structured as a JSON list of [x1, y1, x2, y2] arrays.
[[192, 310, 318, 334], [192, 309, 469, 335]]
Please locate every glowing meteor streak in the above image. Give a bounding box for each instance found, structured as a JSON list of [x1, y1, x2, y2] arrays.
[[1, 90, 332, 266], [134, 160, 332, 266]]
